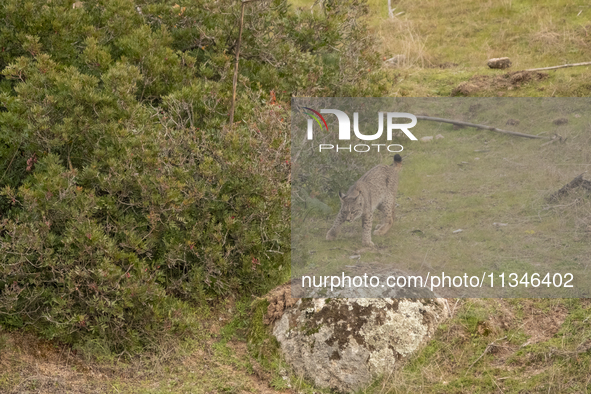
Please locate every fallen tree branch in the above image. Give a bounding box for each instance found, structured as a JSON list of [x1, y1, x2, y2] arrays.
[[524, 61, 591, 72], [547, 173, 591, 202], [415, 116, 548, 139]]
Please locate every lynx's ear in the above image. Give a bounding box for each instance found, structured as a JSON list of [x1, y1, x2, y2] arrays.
[[348, 189, 360, 199], [338, 191, 345, 201]]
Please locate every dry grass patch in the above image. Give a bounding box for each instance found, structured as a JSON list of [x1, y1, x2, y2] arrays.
[[0, 331, 107, 394], [378, 18, 431, 68], [0, 297, 296, 394], [363, 298, 591, 393]]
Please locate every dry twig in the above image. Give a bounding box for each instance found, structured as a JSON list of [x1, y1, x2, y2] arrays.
[[465, 336, 507, 374], [523, 61, 591, 72], [229, 0, 261, 131], [415, 116, 547, 140]]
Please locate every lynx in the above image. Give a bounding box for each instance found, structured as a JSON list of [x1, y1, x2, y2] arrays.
[[326, 154, 402, 247]]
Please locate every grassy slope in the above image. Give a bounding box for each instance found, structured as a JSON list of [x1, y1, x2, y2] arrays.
[[369, 0, 591, 97], [364, 1, 591, 391], [357, 1, 591, 392], [3, 0, 591, 393]]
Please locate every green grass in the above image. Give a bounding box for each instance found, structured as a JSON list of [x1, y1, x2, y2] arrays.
[[294, 0, 591, 97]]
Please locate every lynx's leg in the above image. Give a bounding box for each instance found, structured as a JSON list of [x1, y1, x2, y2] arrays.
[[326, 211, 345, 240], [373, 203, 388, 233], [374, 199, 394, 236], [361, 211, 375, 247]]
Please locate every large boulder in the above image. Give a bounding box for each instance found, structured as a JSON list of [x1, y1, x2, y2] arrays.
[[265, 285, 449, 393]]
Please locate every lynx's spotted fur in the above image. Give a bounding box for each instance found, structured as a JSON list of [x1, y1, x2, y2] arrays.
[[326, 154, 402, 247]]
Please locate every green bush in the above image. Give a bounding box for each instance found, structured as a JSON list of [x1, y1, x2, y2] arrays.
[[0, 0, 383, 353]]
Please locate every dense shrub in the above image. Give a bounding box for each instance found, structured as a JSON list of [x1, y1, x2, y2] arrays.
[[0, 0, 384, 353]]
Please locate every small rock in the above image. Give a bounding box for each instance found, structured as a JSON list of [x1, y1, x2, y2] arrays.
[[421, 136, 434, 142], [487, 57, 512, 69], [435, 134, 444, 140]]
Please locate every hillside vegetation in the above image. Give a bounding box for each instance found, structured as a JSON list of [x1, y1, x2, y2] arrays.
[[0, 0, 382, 355]]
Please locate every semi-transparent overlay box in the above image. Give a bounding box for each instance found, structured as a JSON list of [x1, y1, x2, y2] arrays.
[[291, 98, 591, 298]]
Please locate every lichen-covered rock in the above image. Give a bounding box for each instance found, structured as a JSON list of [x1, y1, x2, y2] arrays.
[[270, 293, 449, 393]]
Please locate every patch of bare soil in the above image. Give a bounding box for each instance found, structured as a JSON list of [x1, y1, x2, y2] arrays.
[[520, 300, 568, 346], [0, 332, 107, 394], [452, 71, 549, 96], [486, 299, 569, 368]]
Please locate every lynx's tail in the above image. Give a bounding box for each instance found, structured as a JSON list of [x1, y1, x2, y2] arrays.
[[393, 154, 402, 167]]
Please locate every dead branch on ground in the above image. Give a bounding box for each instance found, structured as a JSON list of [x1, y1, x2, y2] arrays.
[[524, 61, 591, 72], [415, 116, 548, 140], [547, 173, 591, 202]]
